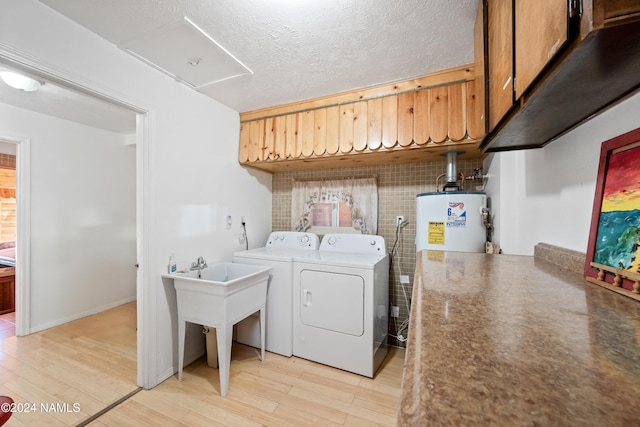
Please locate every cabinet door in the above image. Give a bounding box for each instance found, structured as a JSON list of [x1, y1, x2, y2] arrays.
[[0, 276, 14, 314], [487, 0, 514, 131], [515, 0, 568, 99], [471, 0, 487, 138]]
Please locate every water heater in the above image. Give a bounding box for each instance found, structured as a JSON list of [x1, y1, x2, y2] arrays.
[[416, 191, 487, 253]]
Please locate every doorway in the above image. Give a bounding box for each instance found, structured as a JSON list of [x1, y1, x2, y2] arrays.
[[0, 140, 16, 338], [0, 57, 147, 388]]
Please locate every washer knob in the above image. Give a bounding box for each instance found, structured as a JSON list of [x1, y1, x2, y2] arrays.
[[301, 235, 309, 243], [327, 236, 337, 245], [371, 240, 377, 246]]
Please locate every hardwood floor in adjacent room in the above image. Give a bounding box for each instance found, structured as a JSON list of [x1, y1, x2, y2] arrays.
[[0, 302, 138, 426], [0, 311, 15, 339], [0, 302, 405, 426]]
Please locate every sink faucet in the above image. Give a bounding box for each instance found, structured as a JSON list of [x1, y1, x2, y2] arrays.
[[190, 256, 208, 277]]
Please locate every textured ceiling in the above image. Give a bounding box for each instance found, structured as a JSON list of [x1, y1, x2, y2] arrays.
[[38, 0, 478, 113]]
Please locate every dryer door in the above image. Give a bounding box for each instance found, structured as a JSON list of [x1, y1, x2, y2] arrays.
[[299, 270, 364, 336]]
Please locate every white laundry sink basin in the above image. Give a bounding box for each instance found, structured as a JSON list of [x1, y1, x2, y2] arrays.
[[163, 262, 271, 397], [168, 262, 271, 296]]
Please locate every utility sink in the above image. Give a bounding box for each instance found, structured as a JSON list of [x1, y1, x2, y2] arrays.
[[163, 262, 271, 397], [169, 262, 271, 295]]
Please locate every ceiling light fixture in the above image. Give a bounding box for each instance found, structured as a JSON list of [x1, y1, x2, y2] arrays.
[[0, 71, 43, 92]]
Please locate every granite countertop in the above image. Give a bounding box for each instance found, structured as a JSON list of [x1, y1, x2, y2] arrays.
[[398, 251, 640, 426]]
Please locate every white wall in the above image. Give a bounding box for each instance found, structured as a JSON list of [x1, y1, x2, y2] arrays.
[[0, 103, 136, 331], [1, 0, 273, 387], [485, 92, 640, 255]]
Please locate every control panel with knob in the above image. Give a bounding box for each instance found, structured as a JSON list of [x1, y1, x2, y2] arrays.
[[319, 234, 387, 255], [264, 231, 320, 249]]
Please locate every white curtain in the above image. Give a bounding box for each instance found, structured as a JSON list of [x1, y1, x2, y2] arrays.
[[291, 177, 378, 234]]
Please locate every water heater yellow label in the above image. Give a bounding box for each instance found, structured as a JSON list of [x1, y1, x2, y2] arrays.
[[428, 221, 445, 245]]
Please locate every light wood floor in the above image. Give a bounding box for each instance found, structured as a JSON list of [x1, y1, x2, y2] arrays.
[[0, 303, 138, 426], [0, 311, 15, 340], [0, 303, 406, 426]]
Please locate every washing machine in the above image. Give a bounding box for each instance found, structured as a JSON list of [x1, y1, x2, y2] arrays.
[[233, 231, 320, 357], [293, 234, 389, 377]]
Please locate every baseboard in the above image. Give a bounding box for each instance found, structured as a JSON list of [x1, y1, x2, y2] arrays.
[[29, 295, 136, 334], [154, 348, 207, 389]]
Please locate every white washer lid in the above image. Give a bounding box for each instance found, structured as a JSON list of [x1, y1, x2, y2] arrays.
[[233, 246, 307, 261]]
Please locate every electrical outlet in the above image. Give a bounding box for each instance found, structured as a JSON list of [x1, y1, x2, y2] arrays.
[[391, 306, 400, 318], [225, 215, 232, 229], [400, 275, 410, 284], [396, 215, 405, 226]]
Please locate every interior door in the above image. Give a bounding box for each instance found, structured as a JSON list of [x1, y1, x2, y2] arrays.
[[299, 269, 364, 336]]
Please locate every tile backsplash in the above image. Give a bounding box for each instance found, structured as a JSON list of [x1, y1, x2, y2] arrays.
[[272, 158, 485, 347]]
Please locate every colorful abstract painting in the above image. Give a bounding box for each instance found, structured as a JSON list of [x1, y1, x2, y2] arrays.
[[593, 144, 640, 274]]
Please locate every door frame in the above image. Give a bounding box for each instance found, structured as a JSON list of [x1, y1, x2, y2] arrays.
[[0, 135, 30, 335], [0, 46, 156, 389]]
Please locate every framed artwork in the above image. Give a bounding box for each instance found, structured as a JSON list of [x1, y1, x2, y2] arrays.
[[585, 127, 640, 298]]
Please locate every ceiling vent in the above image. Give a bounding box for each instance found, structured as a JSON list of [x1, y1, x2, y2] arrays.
[[119, 17, 252, 89]]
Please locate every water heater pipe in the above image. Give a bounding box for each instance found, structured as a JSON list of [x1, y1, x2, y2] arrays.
[[441, 150, 465, 191], [446, 151, 458, 184], [436, 172, 468, 191], [482, 207, 493, 231]]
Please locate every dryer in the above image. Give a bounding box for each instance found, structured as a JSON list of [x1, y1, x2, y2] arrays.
[[233, 231, 319, 357], [293, 234, 389, 377]]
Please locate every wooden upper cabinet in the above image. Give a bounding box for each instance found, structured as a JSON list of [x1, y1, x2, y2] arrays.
[[487, 0, 513, 131], [237, 65, 486, 171], [480, 0, 640, 152], [514, 0, 568, 99], [485, 0, 570, 129]]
